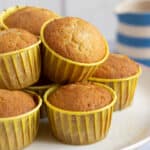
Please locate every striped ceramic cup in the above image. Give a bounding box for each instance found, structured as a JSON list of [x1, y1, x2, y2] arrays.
[[116, 0, 150, 66]]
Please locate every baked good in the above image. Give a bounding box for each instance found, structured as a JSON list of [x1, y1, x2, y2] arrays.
[[44, 17, 106, 63], [0, 89, 36, 118], [44, 82, 116, 145], [90, 53, 141, 110], [93, 53, 139, 79], [48, 82, 112, 111], [0, 28, 38, 53], [0, 90, 41, 150], [0, 28, 41, 90], [41, 17, 109, 83], [4, 6, 59, 35]]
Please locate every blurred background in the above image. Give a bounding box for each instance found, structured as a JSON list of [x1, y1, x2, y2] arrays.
[[0, 0, 121, 42]]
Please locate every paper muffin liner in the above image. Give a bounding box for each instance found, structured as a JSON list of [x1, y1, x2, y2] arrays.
[[0, 7, 42, 90], [27, 84, 53, 118], [27, 84, 52, 97], [89, 67, 142, 110], [0, 90, 42, 150], [0, 5, 61, 81], [0, 39, 41, 89], [40, 19, 109, 83], [44, 84, 116, 145]]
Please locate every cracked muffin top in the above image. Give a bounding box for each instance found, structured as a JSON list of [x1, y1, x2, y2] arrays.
[[0, 89, 36, 118], [4, 6, 59, 35], [48, 82, 112, 111], [44, 17, 106, 63], [93, 53, 139, 79], [0, 28, 38, 53]]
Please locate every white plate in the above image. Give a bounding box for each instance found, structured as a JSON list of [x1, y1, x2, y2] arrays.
[[25, 66, 150, 150]]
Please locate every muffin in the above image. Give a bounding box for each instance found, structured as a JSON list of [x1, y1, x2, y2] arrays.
[[2, 6, 59, 35], [0, 28, 41, 89], [93, 54, 139, 79], [89, 53, 141, 110], [0, 28, 38, 53], [0, 89, 36, 118], [41, 17, 109, 83], [48, 83, 112, 111], [44, 17, 106, 63], [44, 82, 116, 145], [0, 90, 42, 150]]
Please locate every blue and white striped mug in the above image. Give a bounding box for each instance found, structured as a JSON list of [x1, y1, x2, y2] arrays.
[[116, 0, 150, 66]]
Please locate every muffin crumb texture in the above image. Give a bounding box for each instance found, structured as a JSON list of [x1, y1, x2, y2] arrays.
[[0, 89, 36, 117], [48, 82, 112, 111], [0, 28, 38, 53], [4, 6, 59, 35], [93, 54, 139, 79], [44, 17, 106, 63]]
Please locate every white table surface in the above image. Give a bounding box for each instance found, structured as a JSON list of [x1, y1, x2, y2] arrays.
[[109, 41, 150, 150], [139, 143, 150, 150]]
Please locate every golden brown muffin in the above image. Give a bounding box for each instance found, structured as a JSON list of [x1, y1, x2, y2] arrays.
[[44, 17, 106, 63], [0, 89, 36, 118], [93, 53, 139, 79], [4, 6, 59, 35], [48, 82, 112, 111], [0, 28, 38, 53]]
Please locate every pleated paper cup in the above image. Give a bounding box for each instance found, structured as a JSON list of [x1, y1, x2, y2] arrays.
[[27, 84, 52, 96], [0, 91, 42, 150], [0, 5, 61, 62], [0, 39, 41, 89], [40, 20, 109, 83], [44, 84, 116, 145], [27, 84, 53, 118], [89, 67, 142, 110]]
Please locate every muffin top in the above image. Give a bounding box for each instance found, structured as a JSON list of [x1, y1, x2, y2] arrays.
[[0, 28, 38, 53], [44, 17, 106, 63], [48, 82, 112, 111], [0, 89, 36, 118], [4, 6, 59, 35], [93, 53, 139, 79]]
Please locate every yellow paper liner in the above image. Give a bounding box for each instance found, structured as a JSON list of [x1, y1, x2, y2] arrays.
[[41, 19, 109, 83], [89, 67, 142, 110], [0, 39, 41, 89], [27, 84, 53, 118], [44, 83, 116, 145], [0, 91, 42, 150]]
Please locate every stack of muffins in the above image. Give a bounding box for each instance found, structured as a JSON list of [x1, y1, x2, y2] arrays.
[[0, 5, 141, 149]]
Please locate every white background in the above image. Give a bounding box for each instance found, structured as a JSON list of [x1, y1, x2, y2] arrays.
[[0, 0, 121, 40], [0, 0, 150, 149]]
